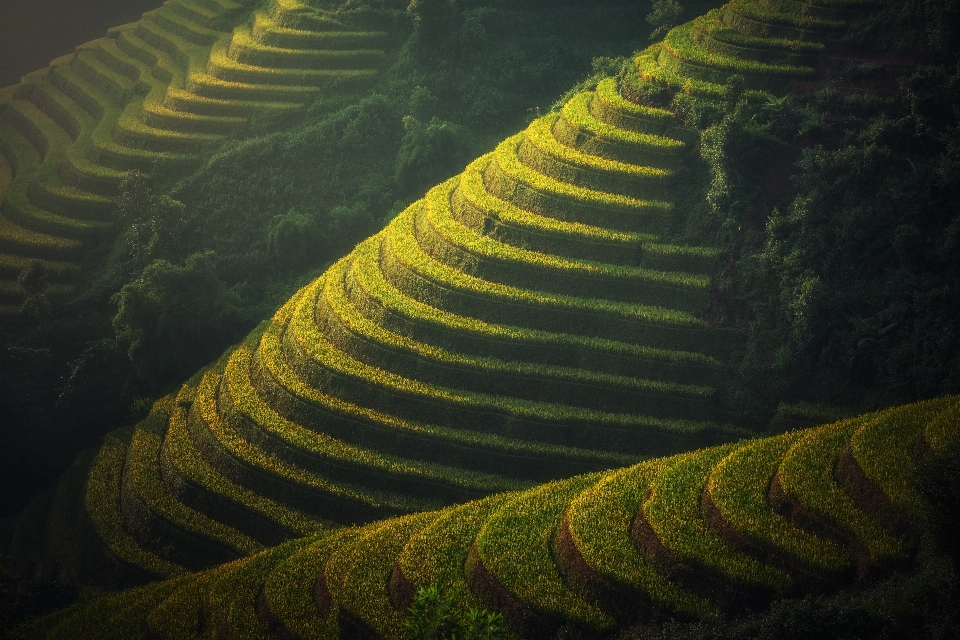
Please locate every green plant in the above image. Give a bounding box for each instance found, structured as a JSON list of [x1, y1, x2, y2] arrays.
[[403, 583, 508, 640]]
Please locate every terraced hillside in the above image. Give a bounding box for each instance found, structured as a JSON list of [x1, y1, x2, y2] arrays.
[[19, 394, 959, 639], [0, 0, 391, 317], [0, 0, 897, 591], [2, 72, 749, 586]]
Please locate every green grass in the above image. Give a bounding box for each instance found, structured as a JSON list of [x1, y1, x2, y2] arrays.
[[566, 458, 718, 618], [201, 538, 313, 640], [335, 512, 440, 638], [207, 38, 379, 86], [229, 24, 386, 69], [398, 495, 511, 613], [660, 23, 815, 87], [776, 417, 906, 564], [223, 340, 524, 500], [160, 396, 326, 540], [848, 396, 954, 519], [521, 113, 673, 194], [590, 77, 676, 135], [422, 178, 712, 312], [254, 295, 635, 477], [347, 234, 724, 387], [323, 238, 716, 419], [474, 474, 614, 632], [455, 154, 660, 265], [924, 398, 960, 455], [85, 426, 187, 580], [263, 528, 359, 640], [706, 432, 853, 577], [644, 444, 792, 592], [288, 266, 721, 449], [251, 10, 388, 49], [194, 362, 430, 521], [122, 416, 263, 561], [486, 133, 675, 233]]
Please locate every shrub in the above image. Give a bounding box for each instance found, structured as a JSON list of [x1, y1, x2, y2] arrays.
[[403, 583, 508, 640], [111, 251, 244, 380]]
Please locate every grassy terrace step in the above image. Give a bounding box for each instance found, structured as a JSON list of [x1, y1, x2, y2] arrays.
[[286, 274, 722, 453], [262, 529, 359, 640], [201, 539, 313, 639], [139, 101, 245, 135], [114, 24, 187, 87], [163, 87, 301, 117], [457, 155, 721, 274], [146, 5, 227, 47], [132, 16, 211, 78], [0, 253, 78, 281], [773, 417, 906, 565], [333, 513, 439, 638], [229, 24, 386, 70], [395, 495, 511, 615], [470, 474, 614, 637], [347, 238, 725, 387], [420, 178, 712, 311], [565, 458, 716, 621], [43, 577, 192, 640], [53, 67, 196, 172], [72, 47, 134, 104], [847, 397, 953, 522], [705, 432, 853, 581], [554, 92, 687, 168], [120, 404, 261, 570], [251, 11, 388, 50], [25, 396, 958, 637], [636, 44, 728, 100], [924, 398, 960, 455], [206, 38, 380, 87], [659, 23, 816, 88], [321, 255, 715, 417], [518, 114, 674, 200], [641, 445, 792, 602], [252, 296, 635, 481], [192, 356, 444, 522], [26, 83, 88, 142], [160, 398, 327, 546], [0, 213, 82, 260], [222, 344, 524, 504], [722, 0, 844, 40], [589, 78, 677, 136], [142, 571, 220, 638], [692, 9, 824, 65], [168, 0, 221, 28], [381, 204, 726, 357], [186, 71, 320, 102], [85, 428, 187, 580], [0, 108, 110, 239]]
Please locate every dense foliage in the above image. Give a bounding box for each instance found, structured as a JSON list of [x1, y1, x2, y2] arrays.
[[0, 0, 666, 522], [726, 66, 960, 418]]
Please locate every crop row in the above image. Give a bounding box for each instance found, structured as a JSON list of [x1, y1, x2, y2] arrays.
[[24, 394, 956, 638]]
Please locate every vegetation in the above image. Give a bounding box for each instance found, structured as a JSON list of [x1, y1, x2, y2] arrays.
[[2, 0, 960, 637], [8, 396, 957, 638]]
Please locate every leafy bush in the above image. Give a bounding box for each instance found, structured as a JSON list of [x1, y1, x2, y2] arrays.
[[111, 251, 244, 380], [395, 115, 474, 193], [403, 584, 507, 640]]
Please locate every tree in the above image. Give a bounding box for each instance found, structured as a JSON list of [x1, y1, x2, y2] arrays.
[[115, 171, 186, 267], [112, 251, 244, 380], [646, 0, 683, 40], [18, 260, 52, 335]]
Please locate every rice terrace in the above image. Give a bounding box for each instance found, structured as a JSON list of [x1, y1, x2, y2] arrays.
[[0, 0, 957, 638]]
